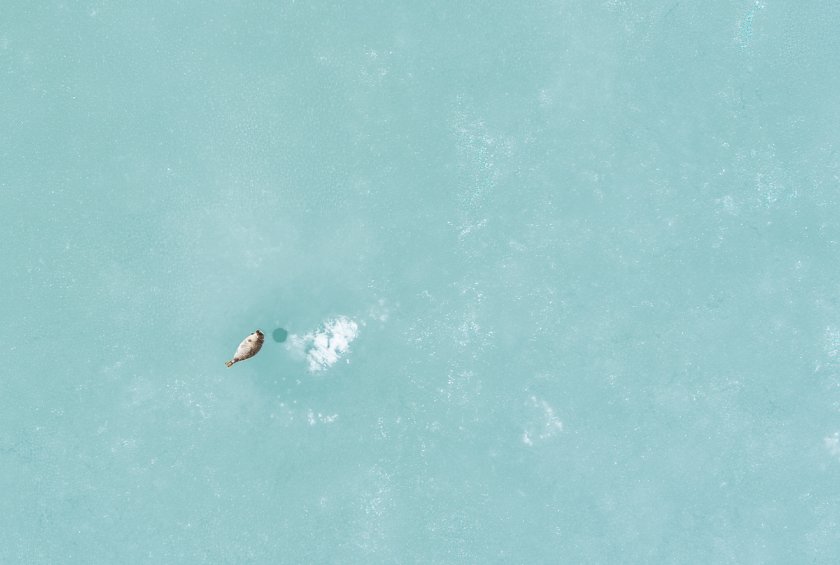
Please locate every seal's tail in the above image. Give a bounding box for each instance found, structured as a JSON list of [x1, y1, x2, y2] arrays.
[[225, 360, 235, 367]]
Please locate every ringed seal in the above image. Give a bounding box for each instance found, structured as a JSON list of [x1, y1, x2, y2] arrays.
[[225, 330, 264, 367]]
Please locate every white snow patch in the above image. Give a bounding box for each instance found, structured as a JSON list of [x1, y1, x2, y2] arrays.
[[307, 409, 339, 426], [288, 316, 359, 372]]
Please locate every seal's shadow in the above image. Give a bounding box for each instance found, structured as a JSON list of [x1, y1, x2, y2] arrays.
[[272, 327, 288, 343]]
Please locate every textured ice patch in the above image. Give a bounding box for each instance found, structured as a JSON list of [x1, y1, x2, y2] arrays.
[[816, 326, 840, 374], [522, 395, 563, 446], [288, 316, 359, 372], [367, 298, 390, 322], [825, 432, 840, 458], [735, 1, 765, 52], [824, 326, 840, 359]]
